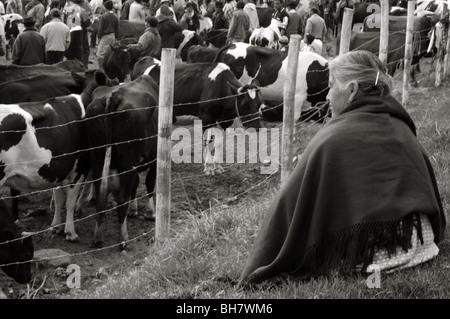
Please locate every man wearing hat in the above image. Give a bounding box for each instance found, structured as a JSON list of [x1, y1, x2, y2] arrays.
[[11, 16, 46, 65], [40, 8, 71, 64], [227, 1, 249, 43]]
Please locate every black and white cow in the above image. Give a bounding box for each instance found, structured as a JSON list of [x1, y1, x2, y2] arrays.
[[0, 70, 117, 104], [85, 75, 159, 249], [0, 70, 109, 242], [132, 60, 263, 174], [214, 42, 330, 122], [186, 44, 220, 63], [0, 60, 85, 84], [0, 200, 34, 290]]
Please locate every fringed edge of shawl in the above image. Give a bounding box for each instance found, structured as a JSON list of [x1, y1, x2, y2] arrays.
[[247, 213, 424, 284]]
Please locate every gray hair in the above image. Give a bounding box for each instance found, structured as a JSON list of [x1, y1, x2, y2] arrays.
[[328, 51, 393, 99]]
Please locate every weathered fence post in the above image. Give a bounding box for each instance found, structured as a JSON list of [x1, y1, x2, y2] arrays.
[[155, 48, 176, 244], [402, 0, 415, 105], [445, 0, 450, 77], [339, 8, 354, 55], [280, 35, 300, 185], [435, 12, 446, 86], [379, 0, 390, 65]]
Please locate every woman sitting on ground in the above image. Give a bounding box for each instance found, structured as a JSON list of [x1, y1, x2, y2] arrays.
[[239, 50, 446, 286]]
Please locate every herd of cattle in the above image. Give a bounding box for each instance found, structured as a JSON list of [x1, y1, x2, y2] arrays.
[[0, 0, 447, 295]]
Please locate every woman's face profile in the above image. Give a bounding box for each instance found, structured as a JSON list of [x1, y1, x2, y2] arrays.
[[326, 75, 352, 117]]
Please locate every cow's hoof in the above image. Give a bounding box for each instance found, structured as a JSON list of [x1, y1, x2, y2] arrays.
[[65, 233, 80, 243], [119, 241, 128, 251]]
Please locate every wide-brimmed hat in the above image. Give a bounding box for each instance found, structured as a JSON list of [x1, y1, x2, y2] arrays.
[[23, 16, 36, 25]]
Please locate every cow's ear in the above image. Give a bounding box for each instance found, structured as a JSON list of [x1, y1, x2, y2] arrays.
[[71, 71, 85, 86], [95, 70, 107, 86]]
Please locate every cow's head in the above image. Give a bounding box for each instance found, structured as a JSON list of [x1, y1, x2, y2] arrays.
[[0, 201, 34, 285], [103, 38, 139, 82], [228, 79, 262, 130], [74, 69, 119, 105]]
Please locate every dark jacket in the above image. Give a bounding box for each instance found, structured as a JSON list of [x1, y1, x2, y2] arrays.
[[97, 10, 119, 39], [156, 15, 183, 49], [12, 27, 46, 65]]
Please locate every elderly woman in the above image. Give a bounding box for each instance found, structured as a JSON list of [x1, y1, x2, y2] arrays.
[[239, 50, 446, 286]]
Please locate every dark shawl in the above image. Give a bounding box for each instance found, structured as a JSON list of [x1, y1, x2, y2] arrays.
[[239, 94, 446, 286]]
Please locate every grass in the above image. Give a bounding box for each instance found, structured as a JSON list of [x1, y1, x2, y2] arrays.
[[70, 61, 450, 299]]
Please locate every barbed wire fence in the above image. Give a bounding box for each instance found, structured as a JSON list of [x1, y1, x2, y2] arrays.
[[3, 1, 448, 293]]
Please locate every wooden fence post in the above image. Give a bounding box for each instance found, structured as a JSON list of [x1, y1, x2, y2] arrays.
[[379, 0, 389, 65], [339, 8, 354, 55], [402, 0, 415, 105], [280, 35, 300, 185], [435, 12, 446, 86], [155, 48, 176, 244], [445, 0, 450, 77]]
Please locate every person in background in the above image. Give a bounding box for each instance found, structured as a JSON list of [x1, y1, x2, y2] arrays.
[[271, 0, 288, 36], [129, 0, 145, 22], [63, 0, 91, 66], [178, 1, 199, 31], [227, 0, 249, 43], [6, 0, 23, 16], [120, 0, 133, 19], [223, 0, 236, 23], [155, 0, 177, 22], [12, 16, 46, 65], [40, 8, 70, 64], [111, 0, 121, 16], [304, 6, 326, 54], [239, 50, 446, 287], [25, 0, 45, 31], [211, 1, 228, 30], [156, 4, 182, 49], [285, 0, 301, 38], [43, 0, 61, 25], [0, 0, 5, 14], [89, 0, 107, 48], [127, 15, 161, 59], [96, 0, 118, 66], [243, 0, 258, 32]]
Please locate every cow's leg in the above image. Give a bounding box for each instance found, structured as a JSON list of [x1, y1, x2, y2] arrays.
[[213, 128, 225, 174], [92, 179, 106, 248], [127, 174, 139, 217], [116, 173, 137, 250], [64, 180, 84, 242], [203, 128, 216, 175], [51, 188, 65, 235]]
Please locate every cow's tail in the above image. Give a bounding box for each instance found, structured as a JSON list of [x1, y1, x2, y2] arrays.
[[99, 94, 118, 207]]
